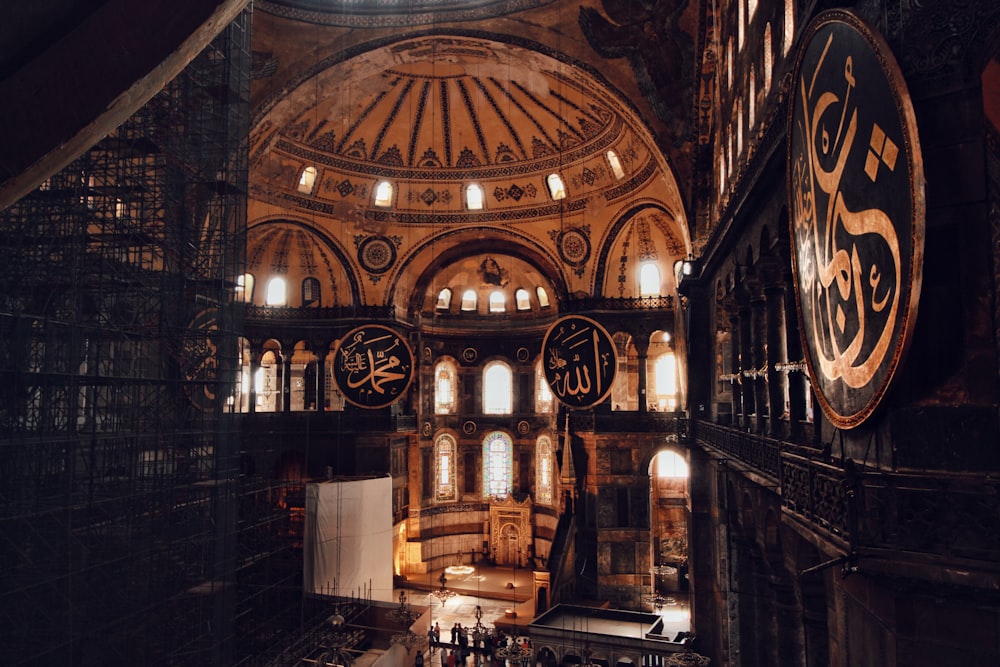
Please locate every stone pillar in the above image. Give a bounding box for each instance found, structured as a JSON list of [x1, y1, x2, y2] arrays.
[[765, 284, 789, 439], [727, 306, 743, 420], [636, 335, 650, 414], [783, 271, 806, 437], [750, 290, 769, 434], [738, 303, 755, 428]]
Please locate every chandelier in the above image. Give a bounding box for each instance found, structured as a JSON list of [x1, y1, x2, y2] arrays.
[[429, 571, 458, 605], [391, 629, 429, 654], [494, 634, 532, 662], [326, 612, 355, 652], [470, 604, 490, 645], [641, 592, 676, 611], [386, 590, 418, 625]]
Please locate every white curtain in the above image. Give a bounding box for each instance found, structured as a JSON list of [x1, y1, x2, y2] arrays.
[[304, 476, 394, 602]]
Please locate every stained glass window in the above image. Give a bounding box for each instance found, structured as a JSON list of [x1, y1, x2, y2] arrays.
[[483, 361, 512, 415], [536, 435, 553, 504], [435, 360, 457, 414], [534, 360, 554, 414], [436, 434, 457, 501], [482, 431, 512, 499]]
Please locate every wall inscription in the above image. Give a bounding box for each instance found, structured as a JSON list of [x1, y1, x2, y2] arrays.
[[788, 10, 924, 429], [541, 315, 617, 409], [332, 324, 414, 408]]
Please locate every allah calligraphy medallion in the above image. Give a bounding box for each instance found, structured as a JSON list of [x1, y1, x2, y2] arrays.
[[787, 10, 924, 429], [542, 315, 617, 409], [332, 324, 415, 408]]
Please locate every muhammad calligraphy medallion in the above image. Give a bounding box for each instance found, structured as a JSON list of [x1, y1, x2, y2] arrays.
[[332, 324, 415, 409], [541, 315, 617, 409], [787, 11, 924, 429]]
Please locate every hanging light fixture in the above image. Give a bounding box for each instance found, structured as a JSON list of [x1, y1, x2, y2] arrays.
[[429, 571, 458, 605], [386, 590, 418, 624]]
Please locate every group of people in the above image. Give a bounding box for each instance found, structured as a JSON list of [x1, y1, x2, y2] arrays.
[[424, 621, 532, 667]]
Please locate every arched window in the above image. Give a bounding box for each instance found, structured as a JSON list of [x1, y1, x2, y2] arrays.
[[546, 173, 566, 200], [236, 273, 254, 303], [265, 277, 287, 306], [435, 360, 457, 414], [436, 434, 457, 501], [489, 291, 506, 313], [749, 69, 756, 130], [482, 431, 512, 499], [654, 352, 677, 412], [738, 0, 746, 49], [737, 99, 744, 157], [460, 289, 478, 312], [534, 360, 554, 414], [466, 183, 484, 210], [653, 450, 688, 478], [515, 288, 531, 311], [298, 166, 318, 194], [374, 180, 393, 207], [763, 23, 773, 96], [606, 150, 625, 180], [436, 288, 452, 310], [536, 435, 554, 504], [640, 262, 661, 297], [302, 277, 321, 306], [727, 38, 734, 90], [536, 286, 550, 308], [784, 0, 795, 56], [255, 348, 281, 412], [483, 361, 513, 415]]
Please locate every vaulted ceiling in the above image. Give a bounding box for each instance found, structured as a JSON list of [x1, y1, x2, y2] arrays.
[[248, 1, 699, 320]]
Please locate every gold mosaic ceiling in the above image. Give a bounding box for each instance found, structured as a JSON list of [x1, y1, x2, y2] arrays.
[[250, 35, 675, 230]]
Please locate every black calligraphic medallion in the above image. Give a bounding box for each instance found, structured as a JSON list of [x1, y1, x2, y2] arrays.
[[541, 315, 617, 409], [332, 324, 415, 409], [181, 308, 220, 411], [787, 11, 924, 429]]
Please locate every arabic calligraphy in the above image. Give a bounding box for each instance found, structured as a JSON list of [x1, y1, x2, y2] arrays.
[[788, 12, 923, 428], [333, 324, 415, 408], [541, 315, 617, 408]]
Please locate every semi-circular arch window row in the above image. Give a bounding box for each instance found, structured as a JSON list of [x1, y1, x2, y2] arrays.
[[295, 149, 628, 207]]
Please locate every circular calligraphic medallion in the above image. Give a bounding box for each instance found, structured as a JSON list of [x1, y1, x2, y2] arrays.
[[332, 324, 415, 408], [463, 420, 477, 435], [357, 235, 396, 274], [558, 228, 591, 267], [180, 308, 220, 411], [787, 11, 924, 429], [541, 315, 617, 409], [462, 347, 478, 363]]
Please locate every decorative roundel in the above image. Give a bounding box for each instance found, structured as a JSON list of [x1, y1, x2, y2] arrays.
[[558, 227, 591, 267], [787, 10, 924, 429], [180, 308, 219, 411], [332, 323, 415, 409], [516, 347, 530, 362], [422, 421, 433, 437], [462, 420, 477, 435], [358, 235, 396, 274], [517, 420, 530, 435], [462, 347, 478, 363], [542, 314, 618, 409]]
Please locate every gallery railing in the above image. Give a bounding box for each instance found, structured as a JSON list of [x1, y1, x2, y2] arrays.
[[692, 419, 1000, 570]]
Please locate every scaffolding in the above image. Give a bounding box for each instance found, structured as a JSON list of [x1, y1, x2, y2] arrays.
[[0, 11, 252, 666]]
